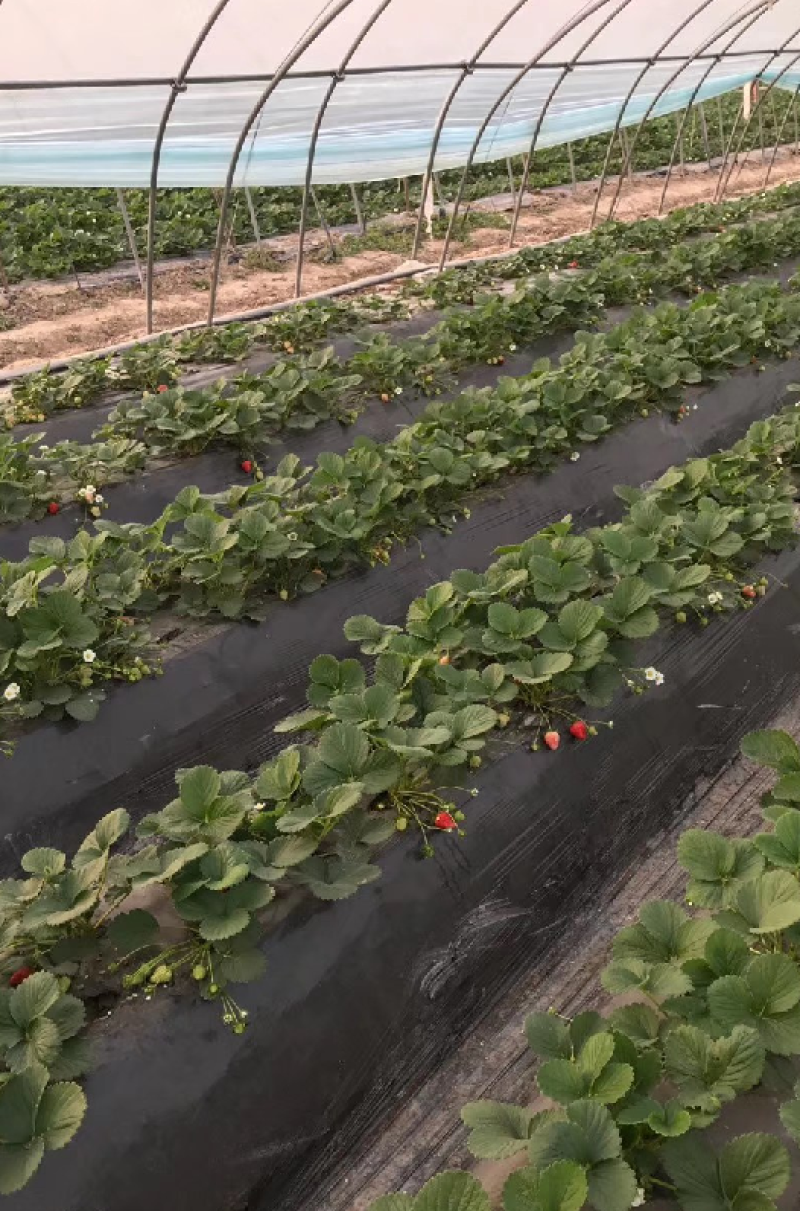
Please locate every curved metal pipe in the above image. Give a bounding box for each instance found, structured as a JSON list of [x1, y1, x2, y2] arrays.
[[145, 0, 238, 334], [764, 81, 800, 188], [409, 0, 534, 258], [507, 0, 638, 249], [591, 0, 723, 230], [717, 36, 800, 200], [656, 4, 772, 215], [437, 0, 625, 273], [295, 0, 394, 299], [206, 0, 361, 324], [603, 0, 771, 224]]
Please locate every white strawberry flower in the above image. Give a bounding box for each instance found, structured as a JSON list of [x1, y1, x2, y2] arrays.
[[252, 801, 265, 812], [570, 452, 580, 462], [707, 591, 723, 605], [82, 649, 97, 664], [631, 1190, 646, 1208], [644, 667, 665, 686], [3, 683, 21, 702]]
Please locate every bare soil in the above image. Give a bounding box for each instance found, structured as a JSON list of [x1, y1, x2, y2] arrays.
[[1, 155, 799, 374]]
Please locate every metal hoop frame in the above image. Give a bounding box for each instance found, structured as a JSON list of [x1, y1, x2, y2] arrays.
[[408, 0, 534, 258], [601, 0, 772, 225], [716, 35, 800, 201], [764, 81, 800, 189], [37, 0, 797, 337], [436, 0, 629, 274], [206, 0, 360, 324], [656, 3, 775, 215], [145, 0, 237, 334], [294, 0, 395, 299], [507, 0, 639, 249]]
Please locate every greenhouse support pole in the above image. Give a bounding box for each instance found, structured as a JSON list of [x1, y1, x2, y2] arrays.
[[716, 93, 726, 156], [116, 189, 145, 293], [590, 0, 726, 228], [410, 0, 535, 258], [508, 0, 636, 249], [244, 188, 262, 244], [350, 184, 366, 234], [310, 187, 337, 257], [716, 33, 800, 201], [676, 111, 686, 175], [655, 14, 767, 217], [619, 124, 634, 179], [764, 83, 800, 187], [440, 0, 626, 272], [699, 101, 713, 168], [295, 0, 393, 299], [724, 63, 800, 195], [145, 0, 237, 334], [567, 143, 578, 193], [604, 0, 771, 224], [208, 0, 360, 325], [506, 158, 516, 196]]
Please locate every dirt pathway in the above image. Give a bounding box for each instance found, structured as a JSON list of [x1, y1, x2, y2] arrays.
[[1, 155, 799, 373]]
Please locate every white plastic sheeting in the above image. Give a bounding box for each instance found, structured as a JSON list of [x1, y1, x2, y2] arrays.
[[0, 0, 799, 186]]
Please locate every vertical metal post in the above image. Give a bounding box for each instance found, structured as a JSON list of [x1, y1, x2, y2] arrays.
[[698, 101, 713, 168], [310, 187, 337, 258], [116, 189, 145, 293], [764, 83, 800, 188], [590, 0, 729, 229], [350, 183, 366, 234], [145, 0, 237, 334], [676, 112, 686, 175], [244, 188, 262, 244], [506, 157, 517, 197], [716, 93, 726, 158], [294, 0, 394, 299], [619, 125, 634, 179], [566, 142, 577, 193]]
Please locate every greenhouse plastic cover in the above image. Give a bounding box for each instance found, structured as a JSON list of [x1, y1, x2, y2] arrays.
[[1, 0, 800, 187]]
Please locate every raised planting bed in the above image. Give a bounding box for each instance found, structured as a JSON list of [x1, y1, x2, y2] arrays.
[[319, 706, 800, 1211], [9, 500, 800, 1211], [2, 350, 798, 863]]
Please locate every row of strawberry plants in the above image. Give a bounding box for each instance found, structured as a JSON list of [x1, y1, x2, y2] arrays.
[[2, 87, 795, 285], [1, 275, 799, 729], [366, 725, 800, 1211], [0, 403, 797, 1194], [7, 180, 800, 431], [7, 206, 800, 526]]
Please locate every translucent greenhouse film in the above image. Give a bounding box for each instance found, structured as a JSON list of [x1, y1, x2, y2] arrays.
[[1, 0, 800, 187]]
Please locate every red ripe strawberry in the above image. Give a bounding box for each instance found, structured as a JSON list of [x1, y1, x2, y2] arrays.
[[157, 384, 169, 393], [9, 966, 34, 988], [741, 585, 757, 600], [544, 730, 560, 751], [569, 721, 589, 741], [434, 811, 457, 831], [47, 501, 60, 515], [240, 459, 253, 474], [568, 260, 579, 269]]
